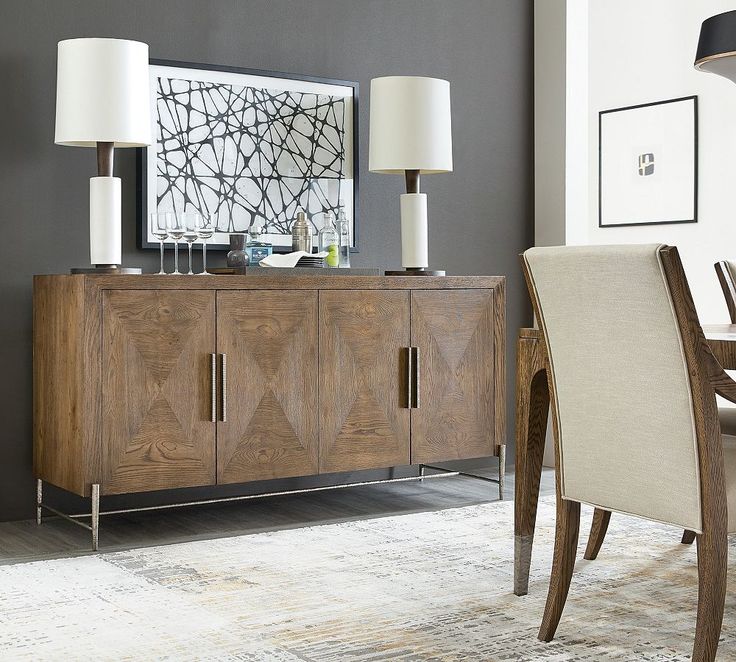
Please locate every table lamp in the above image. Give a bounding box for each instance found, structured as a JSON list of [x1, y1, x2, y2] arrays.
[[369, 76, 452, 276], [695, 10, 736, 82], [55, 38, 151, 274]]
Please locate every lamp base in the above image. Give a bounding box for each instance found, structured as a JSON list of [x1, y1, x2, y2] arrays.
[[385, 268, 446, 276], [71, 265, 143, 275]]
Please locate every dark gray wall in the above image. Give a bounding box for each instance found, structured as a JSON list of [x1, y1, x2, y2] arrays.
[[0, 0, 532, 521]]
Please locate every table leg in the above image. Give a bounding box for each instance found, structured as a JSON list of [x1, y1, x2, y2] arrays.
[[514, 333, 550, 596]]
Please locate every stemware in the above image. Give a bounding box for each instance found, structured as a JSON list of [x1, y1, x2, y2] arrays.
[[196, 215, 214, 274], [167, 213, 185, 275], [150, 212, 171, 275], [182, 212, 202, 275]]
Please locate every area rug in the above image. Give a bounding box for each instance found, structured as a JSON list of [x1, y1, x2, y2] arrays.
[[0, 497, 734, 661]]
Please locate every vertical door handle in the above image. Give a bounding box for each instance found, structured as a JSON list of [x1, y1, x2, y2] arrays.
[[406, 346, 413, 409], [210, 353, 217, 423], [412, 346, 420, 408], [221, 353, 227, 422]]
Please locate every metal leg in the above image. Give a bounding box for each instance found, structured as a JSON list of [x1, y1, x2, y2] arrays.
[[498, 444, 506, 500], [36, 479, 43, 525], [91, 484, 100, 552], [419, 465, 425, 482]]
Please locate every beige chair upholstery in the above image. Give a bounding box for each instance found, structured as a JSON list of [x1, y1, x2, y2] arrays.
[[720, 407, 736, 436], [719, 408, 736, 531], [524, 244, 704, 531]]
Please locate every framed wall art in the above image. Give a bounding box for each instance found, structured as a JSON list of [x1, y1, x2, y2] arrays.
[[599, 95, 697, 227], [137, 59, 358, 251]]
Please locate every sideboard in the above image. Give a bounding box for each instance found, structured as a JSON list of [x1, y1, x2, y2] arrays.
[[33, 274, 506, 548]]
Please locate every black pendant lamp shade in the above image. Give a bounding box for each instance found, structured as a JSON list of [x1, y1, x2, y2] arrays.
[[695, 10, 736, 82]]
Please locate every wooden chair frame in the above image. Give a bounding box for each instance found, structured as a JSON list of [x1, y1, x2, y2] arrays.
[[522, 246, 730, 661], [715, 260, 736, 324]]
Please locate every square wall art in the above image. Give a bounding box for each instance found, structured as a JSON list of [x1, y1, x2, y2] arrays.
[[599, 96, 697, 227]]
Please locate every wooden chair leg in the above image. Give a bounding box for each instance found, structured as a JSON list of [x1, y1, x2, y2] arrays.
[[583, 508, 611, 560], [692, 529, 727, 662], [681, 530, 696, 545], [514, 335, 550, 596], [538, 498, 581, 642]]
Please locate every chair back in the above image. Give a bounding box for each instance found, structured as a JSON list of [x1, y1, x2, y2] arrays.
[[522, 244, 707, 531], [715, 261, 736, 323]]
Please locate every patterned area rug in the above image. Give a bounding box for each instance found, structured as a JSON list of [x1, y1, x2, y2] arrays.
[[0, 496, 734, 661]]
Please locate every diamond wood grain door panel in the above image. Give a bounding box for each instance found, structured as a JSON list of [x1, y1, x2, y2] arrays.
[[217, 290, 319, 484], [102, 290, 216, 494], [410, 289, 496, 464], [319, 291, 410, 473]]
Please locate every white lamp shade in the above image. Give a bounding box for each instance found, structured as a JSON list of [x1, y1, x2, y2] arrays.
[[369, 76, 452, 174], [55, 38, 151, 147]]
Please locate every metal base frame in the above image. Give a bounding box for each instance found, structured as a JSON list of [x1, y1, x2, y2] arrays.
[[37, 479, 100, 551], [35, 447, 506, 551]]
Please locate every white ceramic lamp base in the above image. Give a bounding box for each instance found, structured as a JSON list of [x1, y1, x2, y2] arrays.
[[71, 176, 141, 274], [385, 193, 445, 276], [90, 176, 121, 266]]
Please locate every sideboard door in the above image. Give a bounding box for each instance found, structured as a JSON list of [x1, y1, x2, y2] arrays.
[[102, 290, 216, 494], [216, 290, 319, 484], [410, 290, 497, 464], [319, 291, 411, 473]]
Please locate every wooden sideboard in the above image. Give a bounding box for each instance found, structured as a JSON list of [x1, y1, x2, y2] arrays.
[[33, 274, 505, 547]]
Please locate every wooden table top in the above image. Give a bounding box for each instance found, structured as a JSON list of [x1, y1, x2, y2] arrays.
[[703, 324, 736, 341]]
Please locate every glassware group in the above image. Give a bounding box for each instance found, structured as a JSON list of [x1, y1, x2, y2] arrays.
[[150, 211, 213, 275]]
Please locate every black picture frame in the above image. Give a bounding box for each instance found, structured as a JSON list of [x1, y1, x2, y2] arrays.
[[136, 59, 359, 252], [598, 95, 698, 228]]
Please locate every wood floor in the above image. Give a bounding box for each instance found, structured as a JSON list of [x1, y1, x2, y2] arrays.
[[0, 464, 556, 565]]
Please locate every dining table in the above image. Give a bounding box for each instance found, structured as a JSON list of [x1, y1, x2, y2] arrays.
[[513, 323, 736, 596]]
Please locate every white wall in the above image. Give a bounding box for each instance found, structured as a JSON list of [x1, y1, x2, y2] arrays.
[[534, 1, 736, 466], [578, 0, 736, 322]]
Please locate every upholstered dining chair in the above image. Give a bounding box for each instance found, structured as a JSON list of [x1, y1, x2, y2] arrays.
[[522, 244, 736, 662]]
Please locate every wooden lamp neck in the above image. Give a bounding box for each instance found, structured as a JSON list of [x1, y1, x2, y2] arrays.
[[97, 141, 114, 177], [405, 169, 420, 194]]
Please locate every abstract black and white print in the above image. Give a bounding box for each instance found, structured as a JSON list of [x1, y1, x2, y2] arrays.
[[140, 63, 357, 250]]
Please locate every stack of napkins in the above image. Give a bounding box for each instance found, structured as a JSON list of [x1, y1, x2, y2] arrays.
[[259, 251, 328, 268]]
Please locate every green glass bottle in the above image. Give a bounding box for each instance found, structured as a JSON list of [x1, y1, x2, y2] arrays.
[[318, 212, 339, 268]]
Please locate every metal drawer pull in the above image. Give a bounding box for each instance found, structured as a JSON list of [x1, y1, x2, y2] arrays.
[[406, 346, 413, 409], [412, 346, 420, 408], [210, 353, 217, 423], [221, 353, 227, 422]]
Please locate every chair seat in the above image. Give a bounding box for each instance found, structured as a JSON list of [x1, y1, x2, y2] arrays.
[[719, 408, 736, 533]]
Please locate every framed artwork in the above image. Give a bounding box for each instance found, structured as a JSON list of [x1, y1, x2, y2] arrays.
[[599, 96, 697, 227], [137, 59, 358, 251]]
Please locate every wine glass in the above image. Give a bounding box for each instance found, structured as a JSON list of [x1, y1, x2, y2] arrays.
[[150, 212, 171, 274], [196, 214, 214, 274], [182, 212, 202, 275], [167, 213, 185, 275]]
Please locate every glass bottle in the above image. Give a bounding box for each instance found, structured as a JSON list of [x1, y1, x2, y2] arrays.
[[336, 202, 351, 268], [246, 222, 273, 265], [226, 233, 249, 268], [318, 211, 339, 268]]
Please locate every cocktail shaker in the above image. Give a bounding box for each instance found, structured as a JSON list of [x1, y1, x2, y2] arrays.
[[291, 210, 313, 253]]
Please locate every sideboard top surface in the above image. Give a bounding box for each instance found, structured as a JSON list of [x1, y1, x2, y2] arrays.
[[33, 274, 505, 291]]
